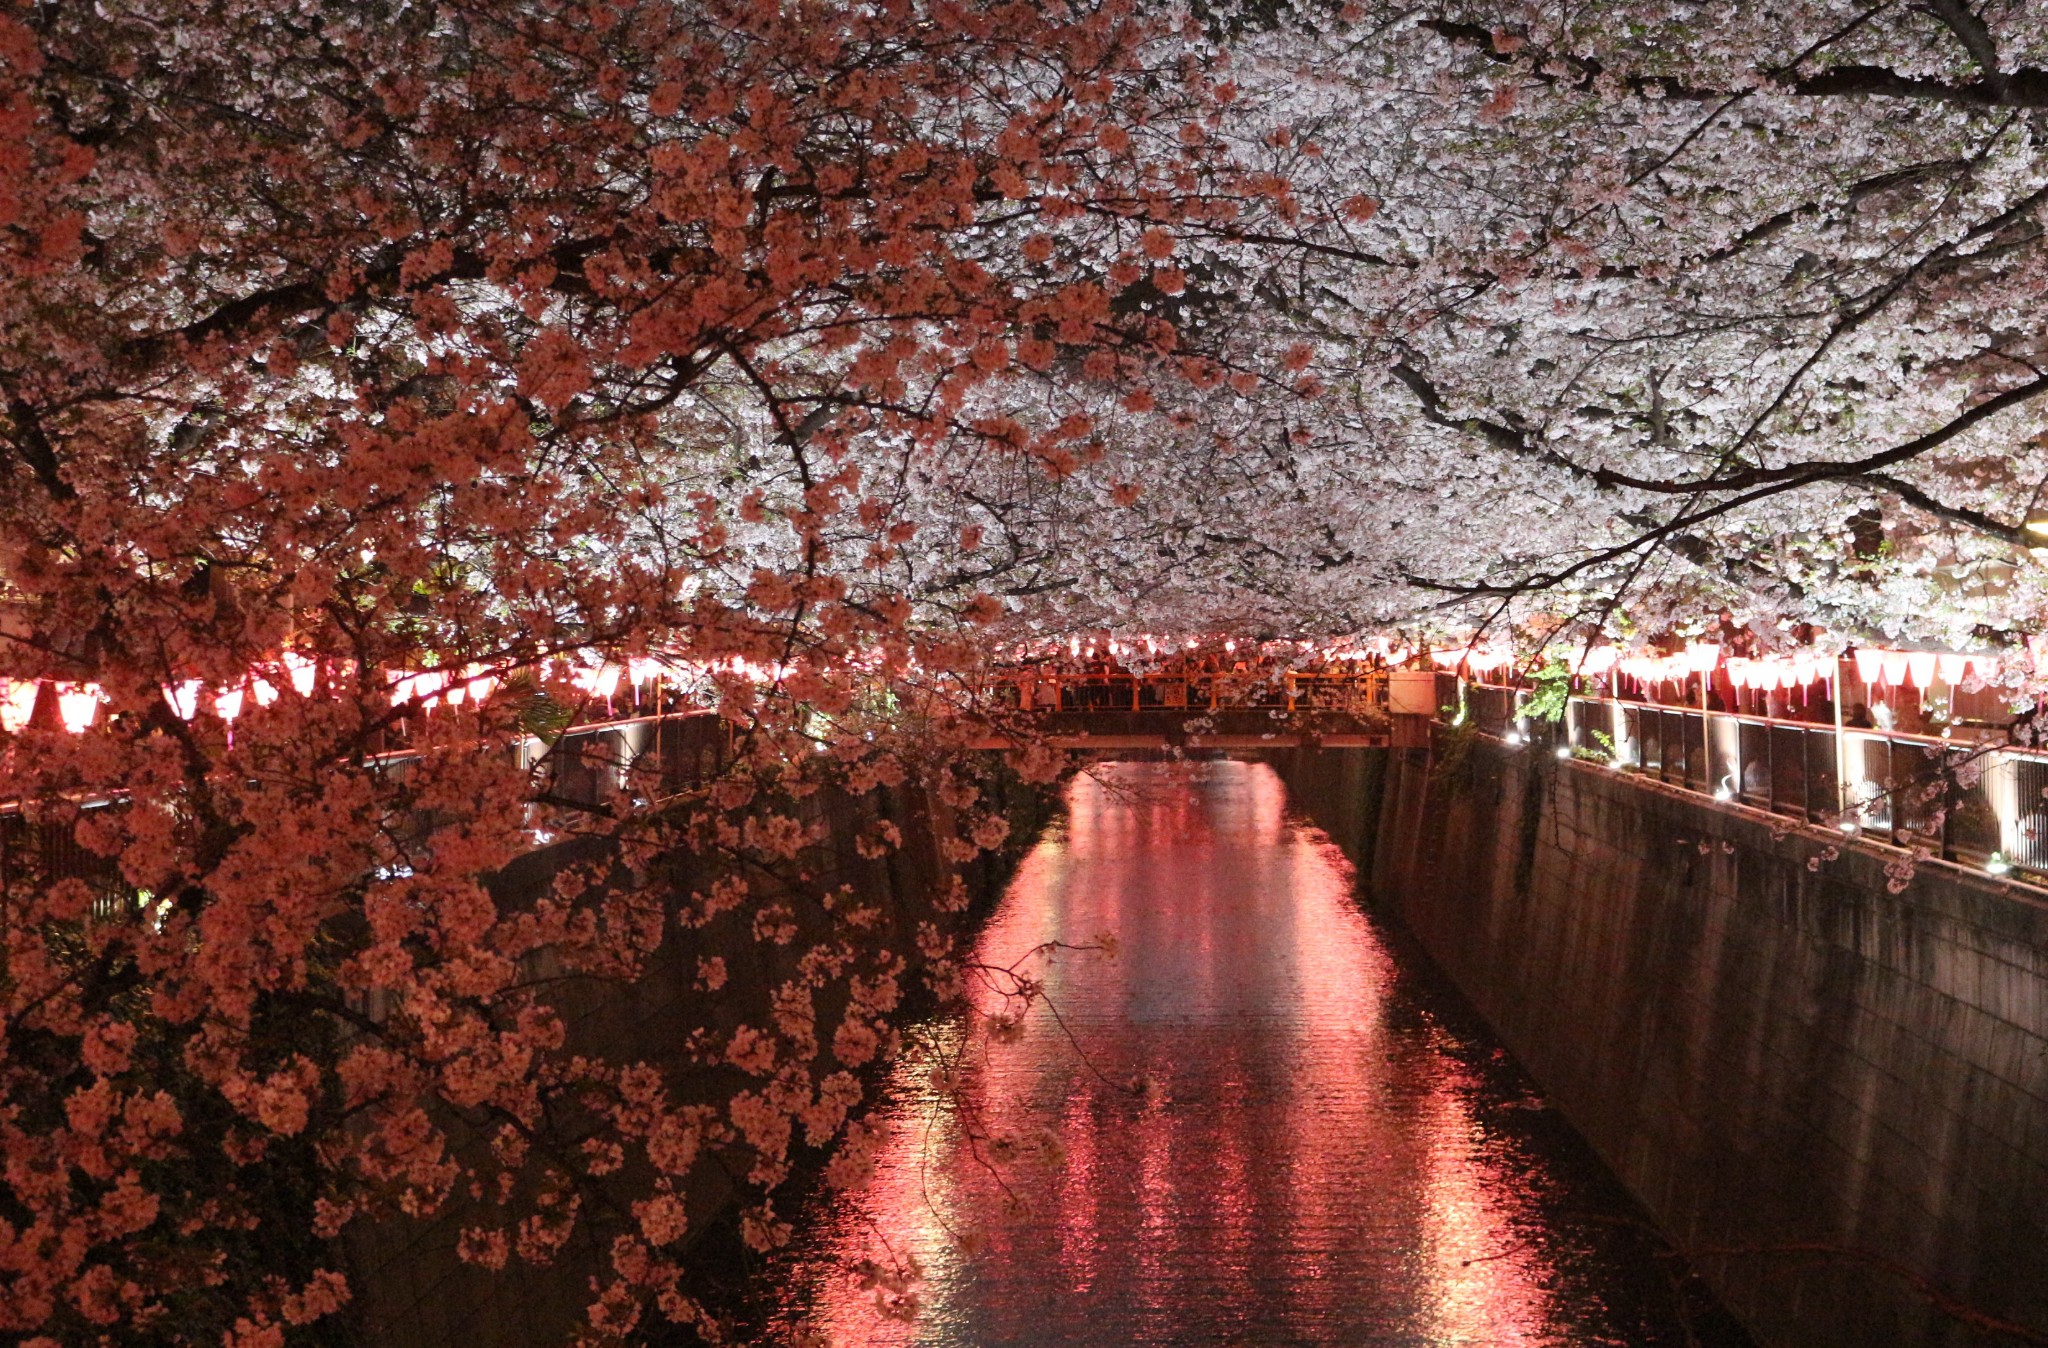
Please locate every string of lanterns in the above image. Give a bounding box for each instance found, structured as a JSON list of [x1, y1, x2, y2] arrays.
[[0, 652, 794, 737], [1, 635, 2011, 737], [1429, 641, 1997, 693]]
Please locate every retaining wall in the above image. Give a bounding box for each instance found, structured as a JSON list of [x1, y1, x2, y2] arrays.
[[1272, 738, 2048, 1348], [345, 762, 1056, 1348]]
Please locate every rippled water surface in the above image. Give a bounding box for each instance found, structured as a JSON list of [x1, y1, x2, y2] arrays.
[[769, 759, 1748, 1347]]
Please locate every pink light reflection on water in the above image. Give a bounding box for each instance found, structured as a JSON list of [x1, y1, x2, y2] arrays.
[[770, 760, 1614, 1346]]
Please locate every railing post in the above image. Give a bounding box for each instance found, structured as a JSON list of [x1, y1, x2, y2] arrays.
[[653, 690, 665, 786], [1809, 726, 1823, 822], [1881, 736, 1899, 847], [1941, 755, 1957, 862], [1831, 654, 1848, 823]]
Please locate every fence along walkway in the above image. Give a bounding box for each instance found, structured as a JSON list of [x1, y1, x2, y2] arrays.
[[1463, 681, 2048, 881], [0, 710, 733, 921]]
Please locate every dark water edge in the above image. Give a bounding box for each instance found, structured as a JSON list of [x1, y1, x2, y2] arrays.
[[737, 760, 1761, 1347]]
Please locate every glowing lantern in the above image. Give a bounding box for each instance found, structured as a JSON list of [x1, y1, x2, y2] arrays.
[[391, 670, 450, 709], [215, 686, 246, 721], [284, 651, 318, 697], [164, 680, 202, 720], [56, 684, 102, 733], [1577, 647, 1619, 676], [1906, 652, 1937, 689], [1684, 643, 1722, 673], [252, 675, 280, 707], [463, 668, 498, 704], [1, 679, 39, 733], [1938, 654, 1968, 686], [1880, 651, 1911, 687], [1853, 648, 1884, 685]]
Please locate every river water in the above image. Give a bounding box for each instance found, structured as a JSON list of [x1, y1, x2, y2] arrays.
[[768, 759, 1752, 1346]]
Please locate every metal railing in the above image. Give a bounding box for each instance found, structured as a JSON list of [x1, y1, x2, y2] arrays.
[[989, 669, 1388, 715], [0, 711, 734, 913], [1465, 683, 2048, 877], [519, 709, 731, 807]]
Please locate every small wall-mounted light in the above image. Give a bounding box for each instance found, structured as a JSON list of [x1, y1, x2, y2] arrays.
[[1555, 745, 1573, 760], [1839, 820, 1861, 836], [1987, 852, 2013, 876], [1503, 729, 1525, 746], [1713, 785, 1734, 801]]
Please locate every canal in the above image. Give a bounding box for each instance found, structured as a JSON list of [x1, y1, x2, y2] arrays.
[[768, 759, 1754, 1346]]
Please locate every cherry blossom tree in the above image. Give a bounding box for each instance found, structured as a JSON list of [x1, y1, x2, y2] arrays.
[[13, 0, 2048, 1338], [1203, 0, 2048, 654], [0, 0, 1293, 1340]]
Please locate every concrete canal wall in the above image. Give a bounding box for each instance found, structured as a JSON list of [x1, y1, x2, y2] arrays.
[[1273, 738, 2048, 1348], [345, 762, 1058, 1348]]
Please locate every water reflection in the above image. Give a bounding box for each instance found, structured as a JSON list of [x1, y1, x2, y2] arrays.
[[771, 760, 1742, 1346]]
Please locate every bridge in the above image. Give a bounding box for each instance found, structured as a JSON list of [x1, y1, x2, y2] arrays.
[[963, 667, 1404, 750]]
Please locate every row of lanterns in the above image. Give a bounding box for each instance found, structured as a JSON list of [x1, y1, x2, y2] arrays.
[[1608, 646, 1993, 691], [0, 652, 796, 736], [1434, 639, 1998, 693]]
